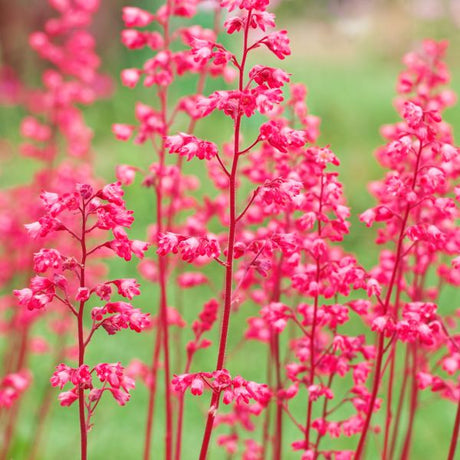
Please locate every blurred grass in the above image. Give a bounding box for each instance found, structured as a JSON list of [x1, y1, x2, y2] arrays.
[[2, 1, 460, 458]]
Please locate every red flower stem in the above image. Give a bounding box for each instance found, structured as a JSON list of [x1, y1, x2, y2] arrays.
[[261, 351, 274, 458], [382, 342, 396, 460], [143, 322, 163, 460], [382, 266, 403, 460], [173, 265, 185, 372], [236, 188, 259, 223], [281, 403, 305, 433], [198, 11, 252, 459], [400, 345, 418, 460], [144, 4, 173, 457], [159, 251, 173, 460], [448, 392, 460, 460], [271, 254, 284, 460], [305, 173, 324, 448], [174, 353, 193, 460], [388, 349, 410, 458], [273, 336, 283, 460], [304, 282, 319, 448], [78, 203, 88, 460]]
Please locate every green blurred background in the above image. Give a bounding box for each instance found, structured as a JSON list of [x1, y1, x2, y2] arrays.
[[1, 0, 460, 458]]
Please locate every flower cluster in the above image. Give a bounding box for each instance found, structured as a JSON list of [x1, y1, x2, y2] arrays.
[[157, 232, 221, 263], [172, 369, 271, 406], [51, 362, 135, 407], [15, 182, 148, 448]]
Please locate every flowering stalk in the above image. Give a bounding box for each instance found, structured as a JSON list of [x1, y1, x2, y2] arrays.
[[15, 182, 149, 459], [356, 39, 460, 458], [198, 23, 248, 460], [116, 3, 223, 457], [194, 2, 294, 455]]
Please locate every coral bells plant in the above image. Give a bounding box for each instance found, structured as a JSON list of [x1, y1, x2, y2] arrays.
[[15, 182, 149, 460], [356, 40, 460, 460], [3, 0, 460, 458]]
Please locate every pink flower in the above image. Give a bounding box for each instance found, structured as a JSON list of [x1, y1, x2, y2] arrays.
[[121, 29, 148, 49], [76, 287, 90, 302], [165, 133, 218, 161], [249, 65, 290, 89], [128, 309, 151, 332], [258, 178, 302, 207], [122, 7, 154, 27], [121, 68, 141, 88], [98, 182, 125, 205], [260, 31, 291, 60], [260, 120, 306, 152], [116, 164, 137, 185], [190, 378, 204, 396], [260, 302, 291, 333], [50, 364, 73, 389], [192, 299, 219, 335], [113, 124, 135, 141], [177, 272, 208, 288], [402, 101, 424, 128], [111, 279, 141, 300], [109, 388, 131, 406], [366, 278, 382, 297], [58, 389, 79, 407]]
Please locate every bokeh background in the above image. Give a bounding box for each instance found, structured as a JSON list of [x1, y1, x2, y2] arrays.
[[1, 0, 460, 458]]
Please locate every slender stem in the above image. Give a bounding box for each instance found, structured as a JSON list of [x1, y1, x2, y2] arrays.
[[382, 263, 404, 460], [143, 325, 162, 460], [272, 334, 283, 460], [261, 348, 274, 459], [174, 354, 193, 460], [382, 342, 396, 460], [198, 10, 252, 459], [144, 3, 173, 458], [281, 403, 305, 433], [355, 333, 385, 460], [270, 253, 284, 460], [448, 393, 460, 460], [78, 203, 88, 460], [305, 173, 324, 448], [236, 188, 259, 223], [238, 136, 260, 155], [388, 349, 410, 458], [215, 153, 231, 177], [159, 253, 173, 460], [400, 345, 418, 460]]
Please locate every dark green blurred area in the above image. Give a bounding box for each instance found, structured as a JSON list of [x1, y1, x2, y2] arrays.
[[1, 0, 460, 458]]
